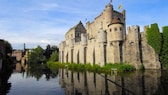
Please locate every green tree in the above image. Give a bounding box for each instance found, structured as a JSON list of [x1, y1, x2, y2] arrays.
[[50, 51, 59, 61], [1, 40, 13, 74], [43, 45, 52, 59], [160, 26, 168, 68], [146, 23, 162, 54], [4, 40, 13, 55], [28, 45, 45, 64], [51, 45, 59, 52], [43, 45, 59, 61]]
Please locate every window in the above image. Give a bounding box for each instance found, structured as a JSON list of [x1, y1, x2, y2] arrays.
[[76, 32, 80, 37], [110, 29, 112, 32], [114, 28, 117, 31], [120, 27, 122, 31], [110, 42, 113, 46]]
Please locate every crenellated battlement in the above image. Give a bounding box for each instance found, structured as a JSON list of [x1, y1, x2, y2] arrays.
[[127, 25, 140, 41], [127, 25, 140, 33]]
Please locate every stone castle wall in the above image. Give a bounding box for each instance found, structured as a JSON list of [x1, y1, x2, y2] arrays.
[[123, 25, 160, 69], [59, 3, 161, 69]]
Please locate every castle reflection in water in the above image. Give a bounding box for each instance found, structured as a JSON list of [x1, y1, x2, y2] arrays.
[[59, 69, 161, 95]]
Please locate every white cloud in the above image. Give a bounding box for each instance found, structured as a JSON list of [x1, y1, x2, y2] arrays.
[[0, 17, 69, 49], [23, 3, 59, 12]]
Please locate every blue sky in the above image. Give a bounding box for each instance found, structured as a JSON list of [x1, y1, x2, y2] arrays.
[[0, 0, 167, 49]]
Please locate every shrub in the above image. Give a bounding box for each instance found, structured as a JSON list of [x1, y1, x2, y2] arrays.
[[118, 64, 135, 72], [91, 64, 101, 73], [46, 61, 135, 74], [84, 63, 92, 71], [46, 61, 59, 72]]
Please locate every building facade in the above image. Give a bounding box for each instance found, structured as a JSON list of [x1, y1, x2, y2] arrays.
[[11, 49, 28, 72], [59, 3, 160, 69]]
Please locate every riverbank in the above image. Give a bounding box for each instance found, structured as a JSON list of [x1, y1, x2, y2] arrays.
[[46, 61, 135, 74]]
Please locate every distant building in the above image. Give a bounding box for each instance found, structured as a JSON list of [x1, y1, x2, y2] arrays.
[[59, 3, 160, 69], [11, 49, 29, 72]]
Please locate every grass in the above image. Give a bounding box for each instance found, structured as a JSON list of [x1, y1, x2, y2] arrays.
[[46, 61, 136, 74]]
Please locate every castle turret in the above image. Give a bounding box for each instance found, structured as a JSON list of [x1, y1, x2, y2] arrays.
[[106, 18, 124, 63], [124, 25, 141, 69], [127, 25, 140, 41], [98, 28, 107, 66], [107, 18, 124, 42], [104, 4, 113, 26]]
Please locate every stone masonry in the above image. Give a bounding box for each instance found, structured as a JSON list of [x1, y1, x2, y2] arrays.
[[59, 3, 160, 69]]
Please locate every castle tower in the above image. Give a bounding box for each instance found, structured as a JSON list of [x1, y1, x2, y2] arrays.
[[124, 25, 142, 69], [107, 18, 124, 41], [104, 4, 113, 29], [97, 28, 107, 66], [106, 18, 124, 63]]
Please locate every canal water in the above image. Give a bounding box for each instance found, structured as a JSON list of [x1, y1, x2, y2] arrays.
[[1, 64, 168, 95], [8, 73, 65, 95]]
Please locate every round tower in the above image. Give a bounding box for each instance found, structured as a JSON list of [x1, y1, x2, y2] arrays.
[[107, 18, 124, 41], [104, 4, 113, 26]]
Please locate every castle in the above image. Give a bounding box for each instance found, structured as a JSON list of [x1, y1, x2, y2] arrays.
[[59, 2, 161, 69]]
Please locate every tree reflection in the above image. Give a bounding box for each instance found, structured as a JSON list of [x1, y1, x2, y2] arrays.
[[26, 45, 59, 80], [0, 64, 12, 95], [26, 63, 58, 81], [154, 70, 168, 95]]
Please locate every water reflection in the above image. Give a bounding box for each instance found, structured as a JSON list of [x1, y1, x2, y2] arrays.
[[0, 67, 12, 95], [2, 62, 168, 95], [2, 62, 61, 95], [59, 69, 161, 95], [15, 62, 58, 81], [0, 76, 11, 95], [154, 70, 168, 95]]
